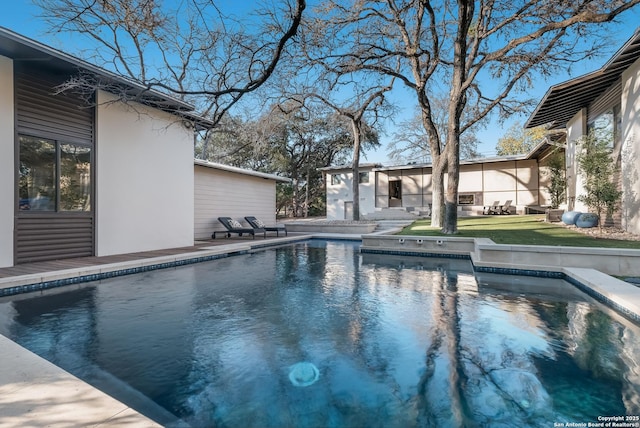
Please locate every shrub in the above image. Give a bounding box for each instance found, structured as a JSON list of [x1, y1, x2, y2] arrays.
[[576, 130, 622, 230]]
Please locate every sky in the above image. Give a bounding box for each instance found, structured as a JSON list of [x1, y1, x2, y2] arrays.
[[1, 2, 639, 164]]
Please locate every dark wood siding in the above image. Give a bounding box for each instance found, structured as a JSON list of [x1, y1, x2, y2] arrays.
[[15, 215, 94, 263], [587, 79, 621, 124], [15, 67, 94, 143], [14, 64, 95, 264]]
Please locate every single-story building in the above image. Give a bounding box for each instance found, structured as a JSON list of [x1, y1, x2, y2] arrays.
[[323, 27, 640, 232], [321, 140, 560, 220], [526, 27, 640, 234], [1, 27, 287, 268], [0, 27, 208, 267], [194, 160, 290, 240]]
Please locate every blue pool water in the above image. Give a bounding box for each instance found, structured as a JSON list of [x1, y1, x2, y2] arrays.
[[0, 240, 639, 427]]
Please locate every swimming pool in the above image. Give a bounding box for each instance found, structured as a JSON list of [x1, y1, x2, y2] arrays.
[[0, 240, 638, 427]]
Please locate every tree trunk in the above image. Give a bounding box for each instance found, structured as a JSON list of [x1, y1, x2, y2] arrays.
[[305, 169, 310, 217], [351, 121, 362, 221], [443, 155, 460, 234], [430, 158, 445, 228], [442, 123, 461, 234], [441, 0, 472, 235], [292, 174, 300, 217], [418, 100, 444, 228]]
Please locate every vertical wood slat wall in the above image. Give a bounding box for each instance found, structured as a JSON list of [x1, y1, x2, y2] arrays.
[[14, 64, 95, 264]]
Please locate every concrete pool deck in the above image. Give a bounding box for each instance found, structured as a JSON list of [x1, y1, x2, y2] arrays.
[[1, 230, 639, 426]]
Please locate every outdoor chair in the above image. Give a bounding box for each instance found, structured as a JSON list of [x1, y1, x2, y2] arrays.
[[483, 201, 500, 215], [493, 200, 513, 215], [245, 216, 288, 237], [213, 217, 266, 239]]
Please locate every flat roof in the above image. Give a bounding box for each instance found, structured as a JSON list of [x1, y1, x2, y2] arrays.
[[194, 159, 291, 183], [319, 163, 382, 172], [0, 27, 214, 128], [526, 27, 640, 129], [321, 143, 558, 173]]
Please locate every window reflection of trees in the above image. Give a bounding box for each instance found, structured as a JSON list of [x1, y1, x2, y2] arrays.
[[60, 144, 91, 211], [18, 137, 56, 211], [18, 136, 91, 212], [589, 105, 621, 151]]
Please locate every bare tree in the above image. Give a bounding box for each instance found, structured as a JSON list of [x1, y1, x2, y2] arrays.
[[277, 15, 397, 220], [388, 96, 486, 164], [287, 85, 393, 220], [35, 0, 306, 155], [204, 102, 357, 217], [308, 0, 640, 233]]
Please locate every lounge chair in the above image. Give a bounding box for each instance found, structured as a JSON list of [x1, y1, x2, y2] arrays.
[[493, 200, 512, 215], [245, 216, 287, 237], [483, 201, 500, 215], [213, 217, 266, 239]]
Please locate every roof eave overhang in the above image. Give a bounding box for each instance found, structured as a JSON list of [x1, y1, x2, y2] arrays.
[[525, 27, 640, 129], [194, 159, 291, 183], [0, 26, 196, 113]]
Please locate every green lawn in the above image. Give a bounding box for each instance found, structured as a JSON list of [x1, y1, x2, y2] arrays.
[[398, 215, 640, 249]]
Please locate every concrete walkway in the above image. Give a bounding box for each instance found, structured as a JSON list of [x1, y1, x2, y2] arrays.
[[0, 335, 160, 428]]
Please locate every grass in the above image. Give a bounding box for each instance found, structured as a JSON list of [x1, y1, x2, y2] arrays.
[[398, 215, 640, 249]]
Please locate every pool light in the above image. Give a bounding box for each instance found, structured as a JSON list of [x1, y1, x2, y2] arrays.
[[289, 362, 320, 387]]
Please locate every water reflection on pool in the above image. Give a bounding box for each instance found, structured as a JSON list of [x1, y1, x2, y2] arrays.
[[0, 240, 638, 427]]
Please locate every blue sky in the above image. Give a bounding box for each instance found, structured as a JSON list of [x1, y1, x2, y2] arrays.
[[1, 2, 639, 164]]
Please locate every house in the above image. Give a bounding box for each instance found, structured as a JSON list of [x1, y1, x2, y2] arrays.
[[321, 163, 381, 220], [321, 141, 560, 221], [194, 160, 290, 240], [324, 29, 640, 230], [0, 27, 211, 267], [526, 27, 640, 234]]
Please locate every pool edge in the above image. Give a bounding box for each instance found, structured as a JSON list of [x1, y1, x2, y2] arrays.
[[1, 234, 639, 428]]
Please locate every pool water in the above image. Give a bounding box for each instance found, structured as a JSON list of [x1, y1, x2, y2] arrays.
[[0, 240, 639, 427]]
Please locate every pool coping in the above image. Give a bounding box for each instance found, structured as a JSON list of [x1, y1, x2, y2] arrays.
[[1, 231, 639, 427]]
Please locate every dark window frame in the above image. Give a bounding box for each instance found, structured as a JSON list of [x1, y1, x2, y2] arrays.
[[587, 104, 621, 150], [17, 134, 94, 214], [458, 194, 475, 205]]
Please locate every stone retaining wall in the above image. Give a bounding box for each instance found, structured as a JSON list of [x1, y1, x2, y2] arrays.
[[361, 235, 640, 276]]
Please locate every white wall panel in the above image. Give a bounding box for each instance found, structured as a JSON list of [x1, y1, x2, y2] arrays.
[[194, 165, 277, 239], [622, 57, 640, 234], [0, 56, 14, 267], [95, 91, 194, 256], [566, 109, 587, 212]]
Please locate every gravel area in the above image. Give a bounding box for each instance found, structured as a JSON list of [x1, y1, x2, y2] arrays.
[[560, 224, 640, 241]]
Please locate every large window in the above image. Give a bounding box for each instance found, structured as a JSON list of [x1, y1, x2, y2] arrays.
[[19, 136, 92, 212], [588, 104, 621, 149]]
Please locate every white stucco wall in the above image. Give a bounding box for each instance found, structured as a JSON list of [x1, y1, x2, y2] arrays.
[[621, 57, 640, 234], [325, 171, 348, 220], [0, 55, 14, 267], [95, 91, 194, 256], [481, 162, 518, 206], [566, 108, 587, 212], [325, 168, 376, 220], [194, 165, 278, 240]]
